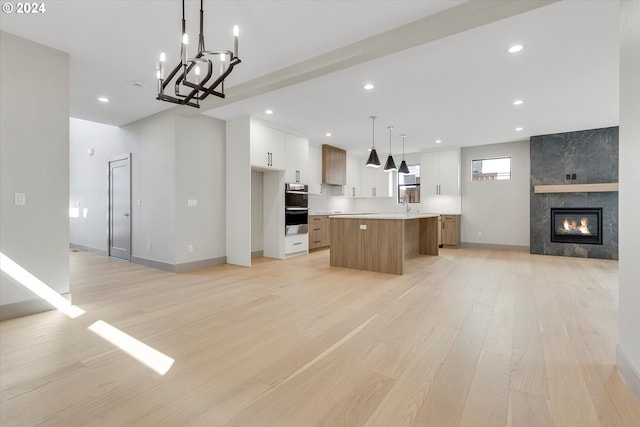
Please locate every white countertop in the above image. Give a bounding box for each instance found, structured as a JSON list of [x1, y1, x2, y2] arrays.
[[309, 211, 372, 216], [329, 213, 440, 220]]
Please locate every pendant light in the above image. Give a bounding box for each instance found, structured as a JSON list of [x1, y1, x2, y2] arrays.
[[365, 116, 381, 168], [383, 126, 397, 172], [398, 134, 410, 175]]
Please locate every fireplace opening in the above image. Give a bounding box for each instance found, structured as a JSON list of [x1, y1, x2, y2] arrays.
[[550, 207, 603, 245]]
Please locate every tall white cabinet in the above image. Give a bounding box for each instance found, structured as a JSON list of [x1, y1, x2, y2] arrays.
[[285, 133, 309, 184], [308, 144, 322, 195], [227, 117, 309, 266], [420, 149, 460, 196]]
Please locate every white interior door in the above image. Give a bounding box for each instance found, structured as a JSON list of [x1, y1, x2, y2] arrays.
[[109, 156, 131, 261]]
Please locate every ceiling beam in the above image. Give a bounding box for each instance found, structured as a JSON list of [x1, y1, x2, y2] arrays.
[[194, 0, 559, 116]]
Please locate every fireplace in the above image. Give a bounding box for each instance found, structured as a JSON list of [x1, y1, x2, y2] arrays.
[[550, 207, 602, 245]]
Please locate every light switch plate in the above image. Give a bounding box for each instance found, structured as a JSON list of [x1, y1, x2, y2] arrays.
[[15, 193, 26, 205], [360, 224, 367, 230]]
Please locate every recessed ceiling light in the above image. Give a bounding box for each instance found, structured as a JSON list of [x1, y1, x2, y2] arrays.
[[265, 109, 273, 115], [363, 84, 374, 90], [515, 127, 523, 131], [98, 97, 110, 103], [435, 140, 442, 144], [513, 99, 524, 105], [325, 132, 332, 137], [508, 44, 524, 53]]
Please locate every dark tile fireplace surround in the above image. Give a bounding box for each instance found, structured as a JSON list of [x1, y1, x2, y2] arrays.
[[530, 127, 618, 260]]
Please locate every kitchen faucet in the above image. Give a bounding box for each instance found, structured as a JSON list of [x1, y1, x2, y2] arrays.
[[403, 193, 411, 213]]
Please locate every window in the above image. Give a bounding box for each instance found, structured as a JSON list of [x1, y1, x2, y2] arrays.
[[472, 157, 511, 181], [398, 164, 420, 203]]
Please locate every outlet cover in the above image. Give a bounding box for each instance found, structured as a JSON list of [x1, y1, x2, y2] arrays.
[[187, 199, 198, 207], [14, 193, 26, 205]]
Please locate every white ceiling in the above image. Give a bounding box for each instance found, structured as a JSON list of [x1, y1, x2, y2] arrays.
[[0, 0, 620, 157]]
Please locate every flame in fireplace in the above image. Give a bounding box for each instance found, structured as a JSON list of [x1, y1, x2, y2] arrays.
[[562, 216, 592, 235]]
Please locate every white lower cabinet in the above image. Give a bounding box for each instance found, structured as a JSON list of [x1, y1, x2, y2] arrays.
[[285, 234, 309, 256]]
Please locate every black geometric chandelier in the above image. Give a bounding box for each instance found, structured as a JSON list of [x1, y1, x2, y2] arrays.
[[156, 0, 241, 108]]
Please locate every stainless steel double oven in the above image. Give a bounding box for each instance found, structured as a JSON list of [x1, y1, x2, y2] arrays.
[[285, 183, 308, 236]]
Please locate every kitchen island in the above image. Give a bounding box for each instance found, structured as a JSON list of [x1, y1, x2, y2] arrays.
[[329, 213, 439, 275]]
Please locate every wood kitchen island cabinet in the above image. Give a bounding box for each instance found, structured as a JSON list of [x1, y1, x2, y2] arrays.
[[329, 214, 439, 275]]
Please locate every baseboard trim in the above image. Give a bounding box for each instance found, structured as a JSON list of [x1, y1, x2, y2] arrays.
[[174, 256, 227, 273], [251, 250, 264, 259], [459, 242, 529, 252], [285, 250, 309, 259], [0, 293, 71, 321], [617, 344, 640, 404], [131, 256, 227, 273], [69, 243, 108, 256]]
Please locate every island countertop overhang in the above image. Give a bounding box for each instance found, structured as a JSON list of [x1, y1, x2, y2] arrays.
[[329, 213, 440, 220]]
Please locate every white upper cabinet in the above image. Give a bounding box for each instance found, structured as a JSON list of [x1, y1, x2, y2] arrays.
[[359, 165, 392, 197], [344, 155, 361, 197], [420, 149, 460, 195], [308, 144, 322, 194], [250, 121, 286, 170], [285, 134, 309, 183]]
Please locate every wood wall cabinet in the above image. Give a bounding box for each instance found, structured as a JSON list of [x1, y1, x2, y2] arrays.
[[441, 214, 461, 247], [309, 215, 330, 249], [322, 144, 346, 185]]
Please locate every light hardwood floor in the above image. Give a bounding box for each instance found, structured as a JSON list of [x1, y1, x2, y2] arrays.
[[2, 248, 639, 426]]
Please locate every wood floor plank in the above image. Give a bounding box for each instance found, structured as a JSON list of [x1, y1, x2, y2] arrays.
[[415, 309, 493, 426], [507, 388, 555, 427], [458, 350, 511, 427], [1, 249, 639, 426]]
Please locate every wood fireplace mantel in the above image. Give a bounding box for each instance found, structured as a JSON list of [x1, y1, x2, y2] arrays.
[[534, 183, 619, 194]]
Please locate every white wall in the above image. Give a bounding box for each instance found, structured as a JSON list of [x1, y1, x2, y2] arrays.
[[460, 140, 530, 248], [251, 171, 263, 253], [70, 111, 227, 270], [0, 32, 70, 316], [174, 115, 226, 264], [69, 118, 126, 253], [617, 0, 640, 401], [120, 110, 177, 265]]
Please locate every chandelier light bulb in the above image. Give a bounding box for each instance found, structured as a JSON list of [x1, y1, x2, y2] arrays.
[[233, 25, 239, 58], [182, 33, 189, 45], [159, 52, 166, 63], [219, 53, 226, 62]]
